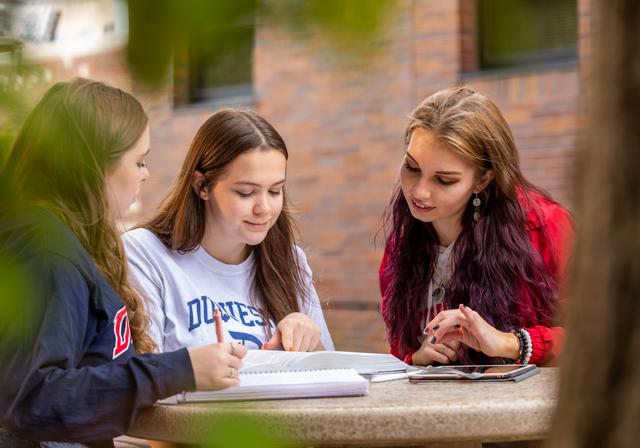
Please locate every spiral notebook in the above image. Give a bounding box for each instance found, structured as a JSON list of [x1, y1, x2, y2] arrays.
[[165, 350, 404, 403], [175, 368, 368, 402]]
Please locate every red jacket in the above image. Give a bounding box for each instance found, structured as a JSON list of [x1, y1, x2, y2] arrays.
[[379, 191, 573, 366]]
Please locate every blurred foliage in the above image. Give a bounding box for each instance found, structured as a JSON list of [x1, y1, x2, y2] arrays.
[[0, 256, 31, 336], [265, 0, 395, 43], [198, 413, 298, 448], [127, 0, 396, 86], [0, 53, 42, 163], [0, 48, 44, 344]]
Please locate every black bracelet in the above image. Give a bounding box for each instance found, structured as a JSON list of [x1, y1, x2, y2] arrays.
[[512, 328, 528, 364]]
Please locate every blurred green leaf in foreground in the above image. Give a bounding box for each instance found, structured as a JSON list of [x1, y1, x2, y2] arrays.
[[127, 0, 396, 86], [199, 413, 299, 448]]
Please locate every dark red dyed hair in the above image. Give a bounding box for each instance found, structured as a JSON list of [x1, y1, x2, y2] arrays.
[[382, 87, 559, 363]]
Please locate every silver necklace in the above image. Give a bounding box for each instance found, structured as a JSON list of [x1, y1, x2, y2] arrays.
[[422, 246, 454, 337], [431, 246, 453, 303], [432, 283, 446, 302]]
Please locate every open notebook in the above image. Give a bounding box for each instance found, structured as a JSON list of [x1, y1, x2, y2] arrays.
[[240, 349, 408, 375], [165, 350, 406, 403]]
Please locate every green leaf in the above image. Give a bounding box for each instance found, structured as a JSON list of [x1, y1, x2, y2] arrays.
[[198, 413, 299, 448], [0, 256, 31, 337]]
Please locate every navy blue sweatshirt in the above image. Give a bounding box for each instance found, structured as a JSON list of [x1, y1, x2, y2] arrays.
[[0, 208, 196, 446]]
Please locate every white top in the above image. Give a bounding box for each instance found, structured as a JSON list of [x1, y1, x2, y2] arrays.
[[418, 244, 455, 342], [427, 243, 455, 307], [123, 228, 334, 352]]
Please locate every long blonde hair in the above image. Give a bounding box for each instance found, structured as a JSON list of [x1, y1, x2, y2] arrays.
[[3, 78, 155, 353]]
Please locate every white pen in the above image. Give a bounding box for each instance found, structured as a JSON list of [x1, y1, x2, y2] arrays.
[[369, 372, 409, 383]]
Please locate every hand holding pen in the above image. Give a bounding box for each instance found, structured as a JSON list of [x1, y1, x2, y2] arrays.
[[186, 304, 247, 390]]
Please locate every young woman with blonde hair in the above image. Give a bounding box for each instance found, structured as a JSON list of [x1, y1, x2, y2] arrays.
[[0, 79, 246, 446], [123, 109, 333, 353], [380, 86, 573, 366]]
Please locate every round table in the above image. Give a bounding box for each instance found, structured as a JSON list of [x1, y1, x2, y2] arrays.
[[128, 367, 557, 447]]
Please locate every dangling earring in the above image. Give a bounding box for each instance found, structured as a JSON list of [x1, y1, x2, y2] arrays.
[[472, 192, 481, 222]]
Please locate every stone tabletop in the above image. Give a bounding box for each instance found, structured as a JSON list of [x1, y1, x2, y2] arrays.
[[128, 367, 558, 446]]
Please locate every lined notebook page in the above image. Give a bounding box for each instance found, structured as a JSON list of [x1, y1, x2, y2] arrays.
[[240, 350, 407, 375], [179, 368, 368, 402]]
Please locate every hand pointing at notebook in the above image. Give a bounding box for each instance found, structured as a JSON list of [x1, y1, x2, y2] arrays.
[[262, 312, 324, 352]]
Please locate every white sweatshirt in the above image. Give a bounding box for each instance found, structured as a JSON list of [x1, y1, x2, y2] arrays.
[[123, 228, 334, 352]]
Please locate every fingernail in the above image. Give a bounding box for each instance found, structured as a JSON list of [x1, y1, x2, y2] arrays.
[[433, 324, 440, 331], [431, 336, 437, 344]]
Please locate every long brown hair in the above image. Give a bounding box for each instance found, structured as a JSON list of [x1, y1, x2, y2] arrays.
[[382, 86, 559, 363], [143, 109, 305, 331], [2, 78, 155, 353]]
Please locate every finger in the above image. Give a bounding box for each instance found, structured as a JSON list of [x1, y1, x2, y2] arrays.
[[440, 343, 458, 363], [424, 346, 450, 365], [308, 333, 320, 352], [291, 326, 305, 352], [228, 355, 243, 370], [459, 304, 479, 321], [431, 314, 470, 342], [457, 326, 475, 348], [293, 324, 309, 352], [227, 342, 240, 358], [217, 378, 241, 389], [458, 304, 483, 332], [424, 309, 464, 334], [262, 330, 282, 350], [298, 332, 311, 353], [440, 332, 463, 349], [423, 312, 448, 334], [230, 343, 248, 359], [281, 324, 294, 351], [429, 320, 466, 345], [304, 332, 319, 352]]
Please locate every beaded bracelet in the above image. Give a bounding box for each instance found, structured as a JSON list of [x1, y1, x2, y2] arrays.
[[512, 328, 532, 365], [521, 329, 532, 365], [512, 329, 525, 363]]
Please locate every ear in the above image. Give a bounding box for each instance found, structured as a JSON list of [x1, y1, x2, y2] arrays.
[[192, 170, 209, 200], [474, 169, 494, 194]]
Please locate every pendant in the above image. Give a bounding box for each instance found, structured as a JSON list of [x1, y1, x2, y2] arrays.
[[432, 285, 446, 302]]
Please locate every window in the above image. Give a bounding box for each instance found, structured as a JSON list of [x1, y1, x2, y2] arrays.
[[3, 0, 128, 56], [174, 15, 255, 106], [0, 2, 12, 40], [477, 0, 577, 70]]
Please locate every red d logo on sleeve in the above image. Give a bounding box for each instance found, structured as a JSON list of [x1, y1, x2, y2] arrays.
[[113, 306, 132, 359]]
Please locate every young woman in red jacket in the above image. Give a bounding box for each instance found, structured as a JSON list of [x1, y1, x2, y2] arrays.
[[379, 86, 573, 367]]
